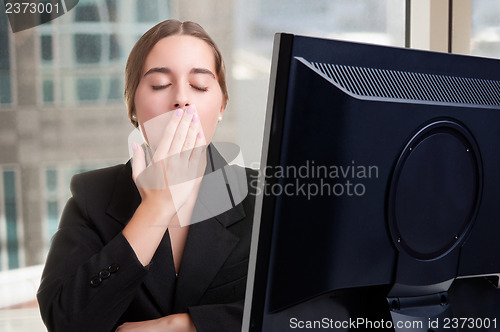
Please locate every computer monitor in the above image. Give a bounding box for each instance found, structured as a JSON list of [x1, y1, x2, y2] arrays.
[[243, 33, 500, 331]]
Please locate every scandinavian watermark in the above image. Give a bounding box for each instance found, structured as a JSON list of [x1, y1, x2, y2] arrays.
[[249, 160, 379, 199]]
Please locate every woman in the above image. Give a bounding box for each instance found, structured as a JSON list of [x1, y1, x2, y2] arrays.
[[37, 20, 255, 332]]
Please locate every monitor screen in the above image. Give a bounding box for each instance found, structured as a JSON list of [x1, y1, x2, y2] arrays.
[[243, 33, 500, 331]]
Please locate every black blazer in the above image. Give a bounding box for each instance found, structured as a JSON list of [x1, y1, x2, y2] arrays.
[[37, 158, 256, 332]]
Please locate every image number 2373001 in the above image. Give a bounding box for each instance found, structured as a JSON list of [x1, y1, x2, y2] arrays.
[[3, 0, 79, 32]]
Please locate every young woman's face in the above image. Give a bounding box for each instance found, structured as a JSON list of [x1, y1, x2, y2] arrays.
[[134, 35, 225, 146]]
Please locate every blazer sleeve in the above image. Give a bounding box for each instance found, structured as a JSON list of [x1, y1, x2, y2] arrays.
[[37, 172, 149, 332]]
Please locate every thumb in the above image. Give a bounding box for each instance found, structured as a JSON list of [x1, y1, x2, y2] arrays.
[[132, 142, 146, 182]]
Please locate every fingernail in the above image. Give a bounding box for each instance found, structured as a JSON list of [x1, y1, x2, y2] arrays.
[[132, 142, 139, 151], [197, 132, 203, 139], [192, 114, 198, 122], [176, 108, 183, 117], [187, 105, 195, 114]]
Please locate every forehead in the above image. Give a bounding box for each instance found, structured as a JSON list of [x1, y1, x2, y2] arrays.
[[142, 35, 216, 75]]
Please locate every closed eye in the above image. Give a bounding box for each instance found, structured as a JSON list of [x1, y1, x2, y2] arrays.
[[152, 84, 171, 90], [191, 85, 208, 92]]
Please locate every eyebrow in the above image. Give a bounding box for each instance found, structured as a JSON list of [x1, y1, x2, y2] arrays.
[[143, 67, 171, 77], [143, 67, 216, 79], [190, 68, 216, 79]]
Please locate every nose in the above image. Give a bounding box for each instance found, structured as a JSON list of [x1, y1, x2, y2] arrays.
[[173, 85, 190, 110]]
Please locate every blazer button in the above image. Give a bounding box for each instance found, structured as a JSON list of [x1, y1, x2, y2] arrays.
[[99, 269, 111, 279], [90, 276, 102, 288], [108, 264, 119, 273]]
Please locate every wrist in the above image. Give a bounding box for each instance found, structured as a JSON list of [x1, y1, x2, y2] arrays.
[[138, 196, 177, 222], [162, 313, 196, 332]]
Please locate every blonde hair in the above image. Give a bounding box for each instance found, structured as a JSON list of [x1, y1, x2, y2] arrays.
[[124, 20, 228, 127]]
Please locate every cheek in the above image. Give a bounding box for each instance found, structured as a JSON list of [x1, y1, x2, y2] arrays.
[[199, 114, 218, 141], [197, 96, 223, 142], [134, 84, 169, 123]]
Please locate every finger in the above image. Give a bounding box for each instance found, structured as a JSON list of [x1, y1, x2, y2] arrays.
[[181, 113, 201, 157], [153, 108, 183, 163], [169, 105, 196, 155], [132, 142, 146, 182], [189, 129, 207, 164]]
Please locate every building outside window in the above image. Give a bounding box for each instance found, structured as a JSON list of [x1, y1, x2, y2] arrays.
[[0, 167, 23, 271], [231, 0, 405, 165], [470, 0, 500, 58], [0, 7, 11, 105], [42, 164, 106, 249]]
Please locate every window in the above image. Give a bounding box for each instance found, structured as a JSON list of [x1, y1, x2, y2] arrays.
[[43, 165, 106, 243], [41, 35, 53, 62], [137, 0, 160, 22], [38, 0, 170, 105], [108, 77, 122, 100], [0, 6, 11, 104], [231, 0, 405, 164], [0, 167, 23, 271], [470, 0, 500, 58], [109, 34, 121, 60], [44, 168, 59, 240], [74, 34, 102, 64], [77, 77, 101, 101], [74, 3, 100, 22], [42, 79, 55, 103], [106, 0, 118, 22]]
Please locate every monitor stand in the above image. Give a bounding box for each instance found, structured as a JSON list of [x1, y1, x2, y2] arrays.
[[388, 291, 456, 332]]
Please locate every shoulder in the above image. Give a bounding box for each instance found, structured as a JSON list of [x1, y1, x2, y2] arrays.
[[244, 167, 258, 202], [71, 163, 129, 198], [242, 166, 258, 210], [69, 162, 135, 220], [245, 167, 259, 180], [222, 165, 258, 233]]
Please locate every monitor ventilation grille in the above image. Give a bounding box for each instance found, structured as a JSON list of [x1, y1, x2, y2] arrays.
[[310, 61, 500, 107]]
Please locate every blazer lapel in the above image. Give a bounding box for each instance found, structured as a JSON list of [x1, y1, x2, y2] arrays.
[[173, 214, 240, 312], [173, 149, 249, 312]]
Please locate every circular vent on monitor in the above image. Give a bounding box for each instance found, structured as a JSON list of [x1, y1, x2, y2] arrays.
[[388, 119, 482, 261]]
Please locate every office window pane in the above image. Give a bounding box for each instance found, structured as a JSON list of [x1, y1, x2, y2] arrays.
[[75, 3, 100, 22], [46, 169, 57, 193], [0, 6, 11, 104], [137, 0, 160, 22], [233, 0, 405, 164], [41, 35, 53, 62], [247, 0, 403, 48], [106, 0, 118, 22], [47, 201, 59, 238], [3, 170, 19, 270], [261, 0, 325, 15], [74, 34, 102, 63], [0, 73, 11, 104], [471, 0, 500, 58], [108, 77, 122, 100], [0, 15, 9, 69], [77, 78, 101, 101], [43, 79, 54, 103], [109, 34, 121, 60]]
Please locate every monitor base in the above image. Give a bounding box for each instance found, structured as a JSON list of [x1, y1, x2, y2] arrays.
[[389, 292, 456, 332]]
